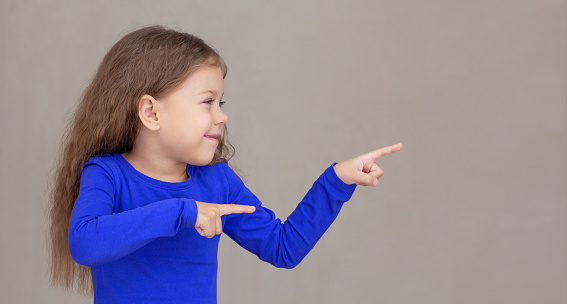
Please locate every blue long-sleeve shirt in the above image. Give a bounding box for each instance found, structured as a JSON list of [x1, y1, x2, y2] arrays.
[[69, 153, 356, 303]]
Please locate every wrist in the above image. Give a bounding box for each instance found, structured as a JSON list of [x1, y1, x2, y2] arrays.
[[332, 162, 350, 185]]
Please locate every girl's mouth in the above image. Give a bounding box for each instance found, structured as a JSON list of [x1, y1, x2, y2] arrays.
[[204, 134, 220, 143]]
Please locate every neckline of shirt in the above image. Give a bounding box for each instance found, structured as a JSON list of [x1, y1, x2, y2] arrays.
[[114, 153, 195, 190]]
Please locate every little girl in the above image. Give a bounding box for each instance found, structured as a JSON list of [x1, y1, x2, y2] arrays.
[[48, 25, 402, 303]]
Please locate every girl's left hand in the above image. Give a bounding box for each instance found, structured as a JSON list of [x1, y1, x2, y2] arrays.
[[333, 143, 403, 187]]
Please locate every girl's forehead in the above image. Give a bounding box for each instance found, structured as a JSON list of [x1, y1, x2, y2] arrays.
[[188, 65, 223, 81], [177, 66, 224, 95]]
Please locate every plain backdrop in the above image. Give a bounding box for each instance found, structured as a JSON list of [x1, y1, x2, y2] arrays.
[[1, 1, 565, 303]]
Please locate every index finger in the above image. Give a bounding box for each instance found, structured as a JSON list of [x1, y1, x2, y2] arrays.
[[367, 143, 403, 161], [218, 204, 256, 216]]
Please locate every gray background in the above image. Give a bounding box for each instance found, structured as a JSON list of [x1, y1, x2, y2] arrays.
[[1, 1, 565, 303]]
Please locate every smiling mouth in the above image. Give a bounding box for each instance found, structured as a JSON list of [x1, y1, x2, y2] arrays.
[[204, 135, 220, 142]]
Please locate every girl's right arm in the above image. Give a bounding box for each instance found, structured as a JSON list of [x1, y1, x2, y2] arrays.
[[68, 163, 198, 267]]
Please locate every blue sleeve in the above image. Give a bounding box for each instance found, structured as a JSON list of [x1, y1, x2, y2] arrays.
[[221, 163, 357, 268], [68, 162, 198, 267]]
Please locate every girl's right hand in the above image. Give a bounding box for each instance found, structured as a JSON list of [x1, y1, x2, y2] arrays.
[[195, 201, 256, 238]]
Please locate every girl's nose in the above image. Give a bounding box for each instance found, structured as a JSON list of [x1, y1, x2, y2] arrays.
[[214, 106, 228, 125]]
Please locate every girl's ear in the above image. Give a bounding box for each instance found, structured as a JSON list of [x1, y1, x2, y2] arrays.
[[137, 94, 161, 131]]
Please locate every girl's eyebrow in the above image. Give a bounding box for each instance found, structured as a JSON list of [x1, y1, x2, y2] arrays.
[[199, 90, 224, 99]]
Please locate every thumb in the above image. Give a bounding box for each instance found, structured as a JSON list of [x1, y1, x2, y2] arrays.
[[218, 204, 256, 216], [351, 170, 378, 186]]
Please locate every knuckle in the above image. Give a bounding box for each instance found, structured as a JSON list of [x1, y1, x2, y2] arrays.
[[207, 209, 218, 218]]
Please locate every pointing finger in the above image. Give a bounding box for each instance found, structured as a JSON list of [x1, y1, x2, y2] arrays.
[[367, 143, 403, 161], [218, 204, 256, 216]]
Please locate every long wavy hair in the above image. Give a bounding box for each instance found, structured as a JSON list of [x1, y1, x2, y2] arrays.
[[47, 25, 233, 294]]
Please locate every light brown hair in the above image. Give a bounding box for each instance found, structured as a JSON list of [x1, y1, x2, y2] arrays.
[[47, 25, 233, 294]]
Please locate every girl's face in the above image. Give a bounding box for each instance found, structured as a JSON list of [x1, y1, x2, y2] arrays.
[[156, 65, 227, 166]]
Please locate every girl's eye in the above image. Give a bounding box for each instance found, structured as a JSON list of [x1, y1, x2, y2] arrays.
[[204, 99, 226, 108]]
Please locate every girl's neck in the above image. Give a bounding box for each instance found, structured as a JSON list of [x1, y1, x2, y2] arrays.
[[121, 149, 190, 183]]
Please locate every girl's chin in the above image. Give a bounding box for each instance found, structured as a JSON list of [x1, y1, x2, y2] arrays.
[[187, 154, 215, 166]]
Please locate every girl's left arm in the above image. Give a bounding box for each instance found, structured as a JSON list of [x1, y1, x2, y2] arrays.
[[220, 162, 356, 269]]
